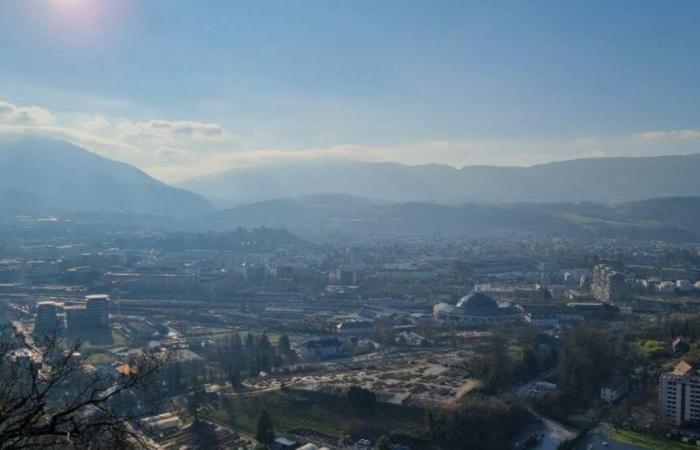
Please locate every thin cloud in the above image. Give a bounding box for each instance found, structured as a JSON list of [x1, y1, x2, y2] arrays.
[[638, 129, 700, 142], [116, 119, 226, 143], [0, 100, 54, 126]]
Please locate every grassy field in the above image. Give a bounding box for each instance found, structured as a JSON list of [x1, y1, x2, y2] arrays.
[[508, 344, 524, 360], [112, 330, 128, 345], [637, 339, 668, 358], [84, 352, 116, 365], [206, 388, 429, 439], [613, 429, 698, 450]]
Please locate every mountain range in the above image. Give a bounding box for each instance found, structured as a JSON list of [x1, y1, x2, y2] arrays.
[[0, 137, 211, 216], [3, 136, 700, 241], [180, 154, 700, 206]]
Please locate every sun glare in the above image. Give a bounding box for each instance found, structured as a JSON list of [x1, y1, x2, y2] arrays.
[[48, 0, 90, 14], [37, 0, 130, 45]]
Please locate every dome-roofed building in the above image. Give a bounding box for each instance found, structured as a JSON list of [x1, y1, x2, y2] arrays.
[[433, 291, 523, 326], [456, 292, 499, 309]]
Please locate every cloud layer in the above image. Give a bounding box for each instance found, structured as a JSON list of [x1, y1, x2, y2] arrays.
[[1, 97, 699, 183]]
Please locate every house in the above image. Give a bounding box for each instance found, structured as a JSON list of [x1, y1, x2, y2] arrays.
[[672, 338, 691, 355], [300, 338, 342, 360], [600, 376, 629, 403], [336, 320, 374, 336], [297, 444, 331, 450], [273, 437, 299, 450], [140, 412, 183, 437]]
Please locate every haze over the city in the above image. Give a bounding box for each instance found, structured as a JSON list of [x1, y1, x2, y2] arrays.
[[4, 3, 700, 450]]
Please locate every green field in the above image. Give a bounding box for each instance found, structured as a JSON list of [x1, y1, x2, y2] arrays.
[[637, 340, 667, 358], [613, 429, 698, 450], [84, 352, 116, 365], [206, 388, 429, 439]]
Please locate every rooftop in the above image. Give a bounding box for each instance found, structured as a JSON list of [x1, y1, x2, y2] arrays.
[[674, 360, 694, 376], [457, 292, 498, 309]]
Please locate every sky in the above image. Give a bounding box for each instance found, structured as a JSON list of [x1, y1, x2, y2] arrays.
[[1, 0, 699, 182]]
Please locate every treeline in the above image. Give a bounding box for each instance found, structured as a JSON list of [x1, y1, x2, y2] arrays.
[[557, 327, 621, 402], [210, 333, 294, 386], [428, 395, 529, 450], [652, 314, 700, 341], [466, 328, 557, 393], [531, 326, 625, 420], [161, 333, 295, 395]]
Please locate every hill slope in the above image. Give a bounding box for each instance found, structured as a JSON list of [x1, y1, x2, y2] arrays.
[[0, 137, 211, 216], [204, 194, 700, 241], [180, 154, 700, 205]]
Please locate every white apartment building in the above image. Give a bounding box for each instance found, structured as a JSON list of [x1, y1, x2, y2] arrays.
[[660, 361, 700, 426]]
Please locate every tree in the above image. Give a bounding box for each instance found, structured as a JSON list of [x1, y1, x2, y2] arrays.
[[166, 362, 183, 394], [227, 363, 241, 388], [188, 376, 206, 422], [258, 353, 271, 374], [428, 395, 528, 450], [375, 435, 391, 450], [523, 347, 538, 377], [469, 332, 512, 392], [277, 335, 291, 356], [347, 385, 376, 409], [255, 409, 275, 448], [258, 334, 272, 352], [245, 333, 257, 374], [0, 327, 165, 449], [557, 326, 620, 403], [244, 333, 255, 352]]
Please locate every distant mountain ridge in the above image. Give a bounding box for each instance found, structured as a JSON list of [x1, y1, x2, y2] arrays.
[[0, 137, 211, 216], [180, 154, 700, 206]]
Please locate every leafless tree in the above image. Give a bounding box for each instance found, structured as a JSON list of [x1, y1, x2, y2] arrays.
[[0, 326, 167, 449]]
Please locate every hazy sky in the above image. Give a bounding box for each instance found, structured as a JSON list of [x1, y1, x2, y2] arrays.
[[1, 0, 699, 181]]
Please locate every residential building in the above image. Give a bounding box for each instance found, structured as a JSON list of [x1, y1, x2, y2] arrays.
[[600, 376, 628, 403], [660, 361, 700, 426], [592, 264, 626, 303], [336, 320, 374, 336], [300, 338, 343, 360], [273, 437, 299, 450], [673, 338, 691, 355], [86, 294, 109, 328], [65, 294, 110, 336], [35, 300, 63, 335], [140, 412, 183, 437]]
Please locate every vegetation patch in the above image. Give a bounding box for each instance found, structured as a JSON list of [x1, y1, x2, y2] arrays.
[[613, 429, 698, 450], [637, 339, 667, 358], [207, 388, 429, 439]]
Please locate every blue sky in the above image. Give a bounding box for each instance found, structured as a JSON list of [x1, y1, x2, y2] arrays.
[[1, 0, 699, 181]]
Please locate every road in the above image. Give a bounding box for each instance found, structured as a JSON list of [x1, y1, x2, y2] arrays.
[[513, 369, 577, 450], [512, 404, 577, 450]]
